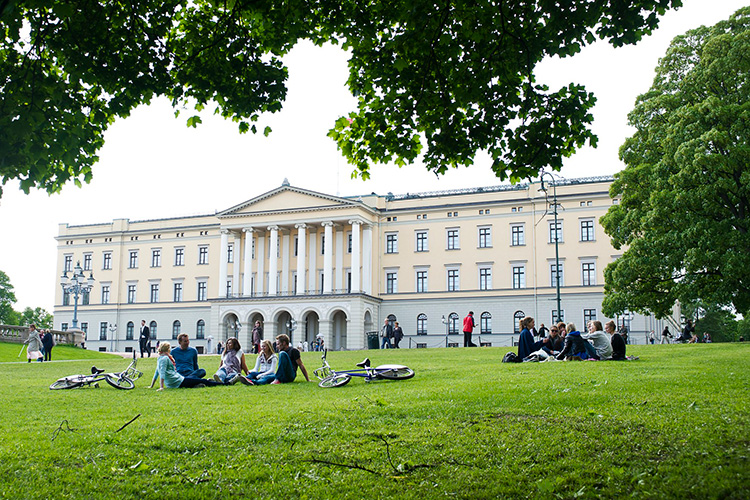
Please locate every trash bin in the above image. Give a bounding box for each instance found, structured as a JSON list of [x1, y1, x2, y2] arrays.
[[366, 331, 379, 350]]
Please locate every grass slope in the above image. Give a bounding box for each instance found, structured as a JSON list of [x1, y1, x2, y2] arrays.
[[0, 341, 123, 363], [0, 344, 747, 499]]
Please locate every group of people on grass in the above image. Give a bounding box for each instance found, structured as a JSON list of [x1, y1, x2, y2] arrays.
[[149, 333, 311, 390], [515, 316, 627, 362], [22, 324, 55, 362]]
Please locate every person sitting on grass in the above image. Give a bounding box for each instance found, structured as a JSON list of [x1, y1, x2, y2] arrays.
[[518, 316, 549, 360], [213, 337, 248, 385], [606, 321, 627, 360], [556, 322, 597, 360], [272, 334, 310, 384], [547, 325, 564, 352], [582, 320, 613, 360], [171, 333, 206, 379], [150, 343, 221, 390], [241, 339, 278, 386], [23, 324, 44, 363]]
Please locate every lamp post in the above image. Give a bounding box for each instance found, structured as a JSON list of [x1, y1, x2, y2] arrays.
[[60, 261, 95, 330], [539, 172, 562, 326]]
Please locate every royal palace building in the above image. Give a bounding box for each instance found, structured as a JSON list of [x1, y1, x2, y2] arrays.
[[54, 176, 670, 352]]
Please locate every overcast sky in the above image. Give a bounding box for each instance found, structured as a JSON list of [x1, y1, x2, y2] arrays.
[[1, 0, 746, 313]]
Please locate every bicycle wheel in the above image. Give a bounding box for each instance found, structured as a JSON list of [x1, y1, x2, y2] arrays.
[[105, 374, 135, 390], [318, 374, 351, 388], [375, 365, 415, 380], [50, 377, 84, 390]]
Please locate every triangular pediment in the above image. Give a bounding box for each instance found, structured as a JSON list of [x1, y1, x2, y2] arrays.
[[218, 184, 367, 219]]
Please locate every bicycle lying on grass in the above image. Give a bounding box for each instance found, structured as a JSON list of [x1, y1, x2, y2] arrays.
[[313, 350, 415, 388], [50, 353, 143, 390]]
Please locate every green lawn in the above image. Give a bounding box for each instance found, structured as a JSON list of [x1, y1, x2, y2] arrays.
[[0, 344, 747, 499], [0, 341, 123, 363]]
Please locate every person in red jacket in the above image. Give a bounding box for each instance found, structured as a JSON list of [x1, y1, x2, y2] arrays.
[[463, 311, 477, 347]]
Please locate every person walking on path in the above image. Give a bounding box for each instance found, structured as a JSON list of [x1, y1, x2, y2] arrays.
[[380, 318, 393, 349], [23, 324, 44, 363], [139, 320, 151, 358], [392, 322, 404, 348], [41, 329, 55, 361], [463, 311, 476, 347]]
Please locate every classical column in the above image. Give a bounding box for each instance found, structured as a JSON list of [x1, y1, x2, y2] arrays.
[[256, 231, 265, 295], [295, 223, 307, 295], [242, 228, 254, 296], [268, 225, 279, 295], [281, 229, 290, 294], [335, 226, 344, 292], [308, 229, 317, 292], [350, 220, 361, 293], [232, 232, 241, 297], [322, 222, 334, 294], [219, 229, 229, 297], [362, 223, 372, 295]]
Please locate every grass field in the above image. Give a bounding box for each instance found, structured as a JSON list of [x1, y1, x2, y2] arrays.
[[0, 343, 747, 499]]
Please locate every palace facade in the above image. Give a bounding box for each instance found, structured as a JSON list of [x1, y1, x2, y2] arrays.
[[54, 176, 670, 352]]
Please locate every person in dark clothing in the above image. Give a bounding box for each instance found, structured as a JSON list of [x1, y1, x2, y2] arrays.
[[392, 322, 404, 348], [537, 323, 549, 339], [139, 320, 151, 358], [556, 322, 595, 360], [380, 318, 393, 349], [518, 317, 548, 360], [41, 330, 55, 361], [680, 319, 695, 342], [547, 325, 564, 351], [606, 320, 626, 360]]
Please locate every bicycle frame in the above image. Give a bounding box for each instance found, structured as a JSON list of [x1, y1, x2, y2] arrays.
[[313, 351, 390, 382]]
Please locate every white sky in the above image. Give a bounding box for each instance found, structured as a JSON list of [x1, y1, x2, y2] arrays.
[[1, 0, 746, 312]]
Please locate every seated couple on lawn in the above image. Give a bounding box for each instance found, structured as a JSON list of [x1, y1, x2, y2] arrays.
[[517, 316, 626, 362], [151, 334, 310, 390]]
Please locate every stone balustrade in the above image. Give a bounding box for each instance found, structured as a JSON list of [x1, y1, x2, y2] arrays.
[[0, 324, 84, 346]]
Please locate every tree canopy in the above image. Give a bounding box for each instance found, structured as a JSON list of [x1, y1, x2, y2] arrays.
[[0, 0, 682, 196], [0, 270, 18, 324], [601, 7, 750, 318]]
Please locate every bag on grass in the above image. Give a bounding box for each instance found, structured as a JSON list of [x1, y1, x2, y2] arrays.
[[502, 352, 519, 363]]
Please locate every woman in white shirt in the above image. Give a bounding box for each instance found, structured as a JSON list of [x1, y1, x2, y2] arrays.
[[242, 339, 278, 385], [582, 320, 613, 360]]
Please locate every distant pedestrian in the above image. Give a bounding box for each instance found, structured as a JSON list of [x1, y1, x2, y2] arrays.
[[538, 323, 549, 339], [463, 311, 476, 347], [251, 320, 263, 354], [42, 329, 55, 361], [392, 322, 404, 348], [661, 326, 671, 344], [139, 320, 151, 358], [380, 318, 393, 349], [649, 331, 655, 344], [23, 324, 44, 363]]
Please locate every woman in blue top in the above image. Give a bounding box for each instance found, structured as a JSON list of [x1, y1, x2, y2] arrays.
[[150, 343, 221, 390], [517, 317, 547, 360]]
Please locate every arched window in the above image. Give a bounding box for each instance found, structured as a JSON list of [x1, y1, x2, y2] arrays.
[[126, 321, 134, 340], [480, 312, 492, 334], [416, 314, 427, 335], [196, 319, 205, 339], [513, 311, 525, 333], [172, 320, 181, 339], [150, 321, 158, 339], [448, 312, 459, 334]]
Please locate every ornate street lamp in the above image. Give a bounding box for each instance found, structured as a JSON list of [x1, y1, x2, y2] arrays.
[[60, 261, 95, 330], [539, 172, 562, 326], [441, 315, 449, 348]]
